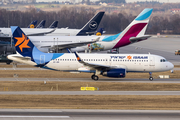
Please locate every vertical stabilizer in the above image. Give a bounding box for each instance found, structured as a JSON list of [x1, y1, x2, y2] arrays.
[[49, 21, 58, 28], [27, 20, 38, 28], [113, 8, 153, 48], [36, 20, 46, 28], [77, 11, 105, 36]]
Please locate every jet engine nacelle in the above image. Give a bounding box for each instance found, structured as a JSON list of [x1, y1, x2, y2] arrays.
[[102, 68, 126, 78]]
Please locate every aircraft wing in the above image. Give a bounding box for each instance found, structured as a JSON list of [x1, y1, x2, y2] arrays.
[[27, 29, 56, 36], [129, 35, 151, 43], [41, 37, 100, 50], [74, 52, 112, 70], [0, 29, 57, 42]]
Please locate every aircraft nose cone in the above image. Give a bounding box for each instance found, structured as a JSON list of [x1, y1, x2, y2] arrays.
[[169, 62, 174, 70]]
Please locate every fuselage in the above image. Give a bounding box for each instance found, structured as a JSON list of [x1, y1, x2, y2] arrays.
[[8, 53, 174, 73], [0, 28, 80, 36], [28, 35, 117, 53]]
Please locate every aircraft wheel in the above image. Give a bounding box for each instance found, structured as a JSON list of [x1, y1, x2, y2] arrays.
[[91, 75, 95, 80], [149, 77, 153, 81], [93, 75, 99, 81], [91, 75, 99, 81]]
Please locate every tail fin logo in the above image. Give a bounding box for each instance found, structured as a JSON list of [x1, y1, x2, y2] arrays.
[[96, 32, 102, 36], [30, 24, 35, 28], [89, 21, 97, 30], [14, 33, 30, 52]]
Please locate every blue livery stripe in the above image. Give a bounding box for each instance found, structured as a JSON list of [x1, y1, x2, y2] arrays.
[[52, 53, 64, 60], [135, 8, 153, 21], [102, 33, 121, 42]]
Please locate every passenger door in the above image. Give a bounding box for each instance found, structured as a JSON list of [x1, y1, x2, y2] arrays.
[[149, 56, 155, 66]]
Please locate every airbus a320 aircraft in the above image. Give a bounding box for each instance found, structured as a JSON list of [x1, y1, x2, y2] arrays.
[[8, 26, 174, 81]]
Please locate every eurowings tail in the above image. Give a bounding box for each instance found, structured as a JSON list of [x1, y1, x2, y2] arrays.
[[49, 21, 58, 28], [112, 8, 153, 48], [77, 11, 105, 36], [36, 20, 46, 28], [27, 20, 38, 28]]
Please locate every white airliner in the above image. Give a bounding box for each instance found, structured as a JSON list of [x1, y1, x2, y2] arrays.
[[0, 11, 104, 37], [16, 8, 153, 53], [7, 26, 174, 81]]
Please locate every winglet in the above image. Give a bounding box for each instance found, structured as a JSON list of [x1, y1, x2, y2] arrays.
[[74, 52, 82, 62]]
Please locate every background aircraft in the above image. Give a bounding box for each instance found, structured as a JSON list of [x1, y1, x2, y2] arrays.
[[8, 26, 174, 81], [49, 21, 58, 28], [36, 20, 46, 28], [24, 8, 153, 53], [27, 20, 38, 28], [0, 11, 104, 37]]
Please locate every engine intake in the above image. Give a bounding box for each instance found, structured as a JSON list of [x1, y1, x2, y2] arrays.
[[102, 68, 126, 78]]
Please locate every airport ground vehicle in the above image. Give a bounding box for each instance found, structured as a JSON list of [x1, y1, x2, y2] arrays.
[[175, 50, 180, 55]]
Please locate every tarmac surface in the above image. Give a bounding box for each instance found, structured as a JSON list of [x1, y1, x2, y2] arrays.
[[1, 91, 180, 95], [0, 109, 180, 120], [0, 78, 180, 83]]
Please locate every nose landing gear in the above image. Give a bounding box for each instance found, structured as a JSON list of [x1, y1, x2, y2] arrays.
[[149, 72, 153, 81]]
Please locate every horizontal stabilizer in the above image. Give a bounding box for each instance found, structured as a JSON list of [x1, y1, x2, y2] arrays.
[[7, 55, 31, 61], [129, 35, 151, 43]]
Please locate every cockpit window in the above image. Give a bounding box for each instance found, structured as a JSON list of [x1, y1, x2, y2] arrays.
[[160, 59, 167, 62]]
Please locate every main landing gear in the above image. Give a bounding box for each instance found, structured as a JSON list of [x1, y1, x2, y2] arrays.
[[91, 74, 99, 81], [149, 72, 153, 81]]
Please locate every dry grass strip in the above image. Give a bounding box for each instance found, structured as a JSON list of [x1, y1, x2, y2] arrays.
[[0, 70, 179, 78], [1, 81, 180, 91], [0, 95, 180, 110]]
